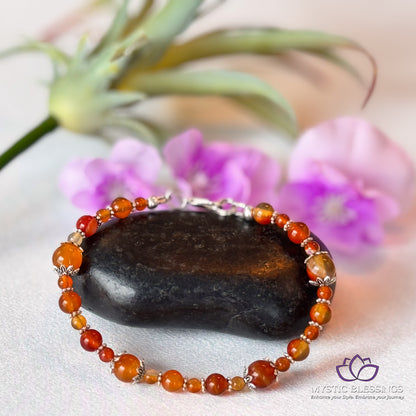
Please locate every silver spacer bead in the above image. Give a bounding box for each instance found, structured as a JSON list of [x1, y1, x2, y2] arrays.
[[316, 298, 331, 305], [300, 237, 313, 247], [243, 367, 255, 390], [270, 211, 278, 224], [106, 207, 115, 218], [283, 220, 293, 232], [132, 360, 146, 384], [243, 205, 254, 221], [61, 287, 74, 293], [227, 377, 232, 392], [308, 321, 323, 331], [71, 310, 82, 318], [182, 376, 188, 391], [96, 343, 107, 354], [79, 324, 90, 334], [283, 353, 295, 364], [200, 378, 205, 393], [54, 265, 79, 276], [300, 334, 311, 344], [157, 372, 163, 386]]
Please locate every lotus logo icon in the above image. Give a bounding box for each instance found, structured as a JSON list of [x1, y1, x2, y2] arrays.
[[336, 354, 379, 382]]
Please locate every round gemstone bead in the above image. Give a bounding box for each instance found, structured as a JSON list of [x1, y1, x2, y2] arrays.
[[68, 231, 84, 246], [304, 325, 320, 340], [275, 356, 291, 372], [252, 203, 274, 225], [80, 329, 102, 352], [304, 240, 320, 255], [134, 197, 148, 211], [59, 291, 81, 314], [76, 215, 98, 237], [247, 360, 276, 388], [276, 213, 290, 228], [310, 303, 332, 325], [231, 376, 246, 391], [287, 338, 310, 361], [317, 286, 333, 300], [52, 243, 83, 269], [205, 373, 228, 395], [71, 314, 87, 330], [99, 347, 115, 363], [57, 275, 73, 289], [143, 369, 159, 384], [306, 252, 336, 281], [161, 370, 184, 392], [287, 222, 310, 244], [96, 208, 111, 223], [187, 378, 202, 393], [111, 197, 133, 219], [113, 354, 141, 383]]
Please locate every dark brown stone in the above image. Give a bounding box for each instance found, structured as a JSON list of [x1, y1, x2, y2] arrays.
[[74, 210, 335, 339]]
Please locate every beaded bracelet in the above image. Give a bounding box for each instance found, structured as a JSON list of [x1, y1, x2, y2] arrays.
[[52, 193, 336, 395]]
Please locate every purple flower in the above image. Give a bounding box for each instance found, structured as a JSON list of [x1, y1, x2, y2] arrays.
[[59, 139, 162, 211], [336, 354, 379, 382], [278, 117, 415, 254], [163, 129, 281, 206]]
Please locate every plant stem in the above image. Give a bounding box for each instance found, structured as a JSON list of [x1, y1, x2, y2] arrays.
[[0, 115, 59, 170]]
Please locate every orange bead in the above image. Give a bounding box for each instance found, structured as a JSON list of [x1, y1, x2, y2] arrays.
[[310, 303, 332, 325], [71, 314, 87, 330], [304, 240, 320, 255], [304, 325, 320, 340], [143, 369, 159, 384], [276, 213, 290, 228], [161, 370, 184, 392], [99, 347, 115, 362], [111, 197, 132, 219], [113, 354, 141, 383], [287, 222, 310, 244], [275, 356, 291, 372], [247, 360, 276, 388], [52, 243, 83, 269], [76, 215, 98, 237], [317, 286, 333, 300], [231, 376, 246, 391], [205, 373, 228, 395], [252, 203, 274, 225], [306, 252, 336, 282], [187, 378, 202, 393], [287, 338, 310, 361], [80, 329, 102, 352], [96, 208, 111, 223], [57, 275, 73, 289], [59, 291, 81, 314], [134, 197, 148, 211]]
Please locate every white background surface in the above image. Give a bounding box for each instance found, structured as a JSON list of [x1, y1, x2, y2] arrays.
[[0, 1, 415, 415]]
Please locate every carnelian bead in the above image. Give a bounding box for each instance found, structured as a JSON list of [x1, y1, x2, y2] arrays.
[[99, 347, 115, 362], [287, 338, 310, 361], [161, 370, 184, 392], [71, 314, 87, 330], [187, 378, 202, 393], [310, 303, 332, 325], [134, 197, 148, 211], [252, 203, 274, 225], [305, 240, 320, 256], [231, 376, 246, 391], [59, 291, 81, 314], [113, 354, 141, 383], [96, 208, 111, 223], [306, 253, 336, 281], [287, 222, 310, 244], [57, 275, 73, 289], [52, 243, 83, 269], [276, 213, 290, 228], [143, 369, 159, 384], [205, 373, 228, 395], [304, 325, 320, 340], [76, 215, 98, 237], [111, 197, 132, 219], [275, 356, 291, 372], [317, 286, 333, 300], [247, 360, 276, 388], [80, 329, 102, 352]]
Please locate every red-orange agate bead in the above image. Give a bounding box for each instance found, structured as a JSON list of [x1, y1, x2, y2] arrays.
[[113, 354, 141, 383], [99, 347, 115, 362], [59, 291, 81, 314], [310, 303, 332, 325], [52, 243, 83, 269], [247, 360, 276, 388], [304, 240, 320, 255], [276, 213, 290, 228], [161, 370, 184, 392], [134, 197, 148, 211], [96, 208, 111, 223], [111, 197, 132, 219], [287, 339, 310, 361], [187, 378, 202, 393], [317, 286, 333, 300], [57, 275, 73, 289], [304, 325, 320, 340], [275, 356, 291, 372], [252, 203, 274, 225], [80, 329, 102, 352], [205, 373, 228, 395], [287, 222, 310, 244], [76, 215, 98, 237]]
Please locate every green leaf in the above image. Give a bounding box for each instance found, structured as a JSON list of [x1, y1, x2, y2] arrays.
[[118, 69, 296, 135]]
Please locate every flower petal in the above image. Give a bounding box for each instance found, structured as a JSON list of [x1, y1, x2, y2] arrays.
[[349, 354, 366, 379], [356, 364, 379, 382], [336, 364, 357, 382]]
